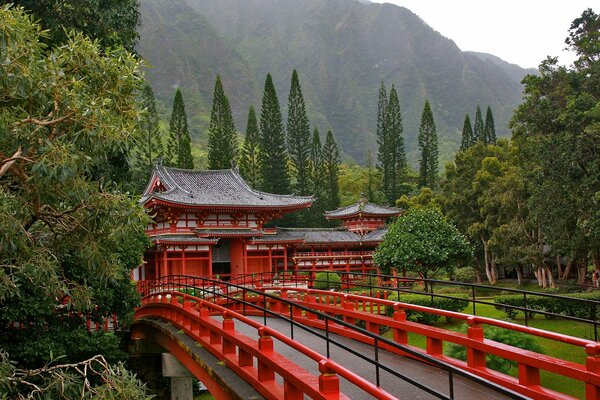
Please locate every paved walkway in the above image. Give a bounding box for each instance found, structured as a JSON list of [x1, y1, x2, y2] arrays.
[[224, 315, 515, 400]]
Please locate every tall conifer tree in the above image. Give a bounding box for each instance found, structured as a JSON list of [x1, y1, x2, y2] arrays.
[[417, 100, 439, 188], [383, 84, 406, 205], [258, 73, 290, 194], [473, 105, 485, 143], [376, 81, 389, 199], [166, 89, 193, 169], [460, 114, 474, 151], [484, 105, 496, 144], [207, 75, 238, 169], [307, 127, 326, 226], [323, 130, 341, 211], [136, 83, 163, 172], [286, 69, 311, 195], [239, 106, 261, 187]]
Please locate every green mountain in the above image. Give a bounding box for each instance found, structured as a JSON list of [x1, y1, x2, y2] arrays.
[[138, 0, 534, 166]]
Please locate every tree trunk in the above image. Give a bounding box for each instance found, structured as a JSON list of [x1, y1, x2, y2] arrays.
[[515, 266, 523, 285], [544, 264, 555, 288], [577, 261, 587, 284], [482, 237, 496, 284], [490, 256, 498, 284], [534, 265, 543, 287], [562, 259, 572, 280], [556, 256, 563, 280]]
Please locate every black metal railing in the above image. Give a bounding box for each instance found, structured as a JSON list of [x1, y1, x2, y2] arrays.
[[143, 275, 528, 400]]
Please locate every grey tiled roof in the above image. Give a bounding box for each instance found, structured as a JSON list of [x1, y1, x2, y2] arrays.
[[196, 229, 262, 237], [141, 165, 314, 208], [249, 227, 388, 245], [325, 200, 401, 218], [149, 234, 218, 244]]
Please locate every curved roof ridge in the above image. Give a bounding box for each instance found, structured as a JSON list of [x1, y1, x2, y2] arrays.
[[276, 227, 349, 232], [158, 165, 193, 196]]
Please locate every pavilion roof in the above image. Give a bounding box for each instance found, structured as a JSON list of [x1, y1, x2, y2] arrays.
[[248, 227, 388, 245], [324, 199, 401, 219], [141, 164, 314, 209]]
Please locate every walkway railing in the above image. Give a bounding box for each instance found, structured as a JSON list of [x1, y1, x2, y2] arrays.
[[137, 276, 528, 400], [218, 270, 600, 340]]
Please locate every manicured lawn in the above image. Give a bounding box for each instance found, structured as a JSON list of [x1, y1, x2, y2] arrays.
[[383, 302, 592, 398]]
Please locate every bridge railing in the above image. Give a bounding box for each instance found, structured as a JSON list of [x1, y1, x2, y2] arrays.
[[215, 269, 600, 340], [138, 276, 528, 400]]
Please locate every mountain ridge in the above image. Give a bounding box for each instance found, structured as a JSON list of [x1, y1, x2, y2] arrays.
[[138, 0, 534, 166]]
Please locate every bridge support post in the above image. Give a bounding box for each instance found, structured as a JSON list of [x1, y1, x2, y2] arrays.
[[393, 304, 408, 344], [585, 343, 600, 400], [162, 353, 193, 400], [466, 317, 486, 369], [318, 360, 340, 396]]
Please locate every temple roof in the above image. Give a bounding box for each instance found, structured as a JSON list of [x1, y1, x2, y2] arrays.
[[324, 199, 401, 219], [148, 234, 219, 245], [141, 165, 314, 209], [248, 227, 388, 245]]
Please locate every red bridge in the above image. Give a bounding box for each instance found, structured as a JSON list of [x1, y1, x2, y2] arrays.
[[130, 274, 600, 400]]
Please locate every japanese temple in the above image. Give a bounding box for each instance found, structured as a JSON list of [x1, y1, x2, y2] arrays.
[[134, 164, 401, 281]]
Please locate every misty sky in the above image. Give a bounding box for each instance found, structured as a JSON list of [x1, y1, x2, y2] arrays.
[[370, 1, 595, 68]]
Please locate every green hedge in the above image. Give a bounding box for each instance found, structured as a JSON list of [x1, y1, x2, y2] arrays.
[[386, 292, 469, 324], [313, 272, 342, 290], [494, 291, 600, 320]]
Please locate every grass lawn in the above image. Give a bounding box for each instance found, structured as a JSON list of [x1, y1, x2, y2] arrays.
[[382, 302, 592, 398]]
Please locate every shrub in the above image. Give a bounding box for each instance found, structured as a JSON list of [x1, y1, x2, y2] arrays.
[[386, 292, 469, 324], [447, 327, 543, 374], [494, 291, 600, 320], [313, 272, 342, 290], [453, 267, 477, 283]]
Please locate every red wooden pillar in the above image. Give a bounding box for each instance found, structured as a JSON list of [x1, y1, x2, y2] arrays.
[[242, 240, 248, 274], [268, 245, 273, 273], [207, 245, 213, 277], [181, 246, 186, 276], [162, 247, 168, 278], [283, 246, 288, 272]]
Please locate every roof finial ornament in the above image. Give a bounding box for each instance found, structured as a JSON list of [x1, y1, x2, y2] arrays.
[[230, 159, 238, 171], [359, 192, 368, 211], [155, 156, 163, 167]]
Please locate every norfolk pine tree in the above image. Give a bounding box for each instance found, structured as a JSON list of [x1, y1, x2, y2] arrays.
[[239, 106, 261, 187], [473, 105, 485, 143], [484, 105, 497, 144], [376, 81, 390, 201], [460, 114, 474, 150], [418, 100, 439, 188], [136, 83, 163, 172], [383, 85, 406, 204], [323, 130, 341, 211], [166, 88, 193, 168], [208, 75, 238, 169], [307, 127, 326, 226], [286, 69, 311, 195], [258, 73, 291, 194]]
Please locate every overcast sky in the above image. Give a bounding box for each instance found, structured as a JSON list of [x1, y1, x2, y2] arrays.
[[370, 1, 595, 68]]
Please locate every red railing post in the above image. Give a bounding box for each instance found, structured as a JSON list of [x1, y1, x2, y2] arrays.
[[222, 311, 236, 355], [342, 295, 355, 325], [393, 303, 408, 345], [466, 316, 486, 369], [257, 328, 275, 382], [318, 360, 340, 397], [284, 380, 304, 400], [585, 343, 600, 400]]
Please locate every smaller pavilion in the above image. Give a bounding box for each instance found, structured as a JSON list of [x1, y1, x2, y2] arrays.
[[324, 196, 402, 234]]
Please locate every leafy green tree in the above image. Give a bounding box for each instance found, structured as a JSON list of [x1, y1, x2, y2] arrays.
[[1, 0, 140, 50], [473, 105, 485, 143], [166, 88, 193, 169], [132, 83, 163, 187], [379, 84, 406, 205], [286, 69, 311, 195], [373, 209, 471, 289], [207, 75, 238, 170], [510, 8, 600, 277], [417, 100, 439, 188], [323, 130, 341, 211], [0, 6, 149, 396], [258, 73, 291, 194], [460, 114, 474, 151], [484, 105, 496, 144], [239, 106, 261, 187]]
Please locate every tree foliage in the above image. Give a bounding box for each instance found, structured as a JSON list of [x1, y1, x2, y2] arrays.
[[0, 5, 149, 396], [286, 70, 311, 195], [1, 0, 140, 50], [473, 105, 485, 143], [374, 209, 471, 281], [258, 73, 290, 194], [460, 114, 474, 151], [417, 100, 438, 188], [207, 75, 238, 170], [239, 106, 261, 187], [166, 89, 193, 169], [322, 130, 341, 211], [484, 105, 496, 144], [132, 83, 163, 190]]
